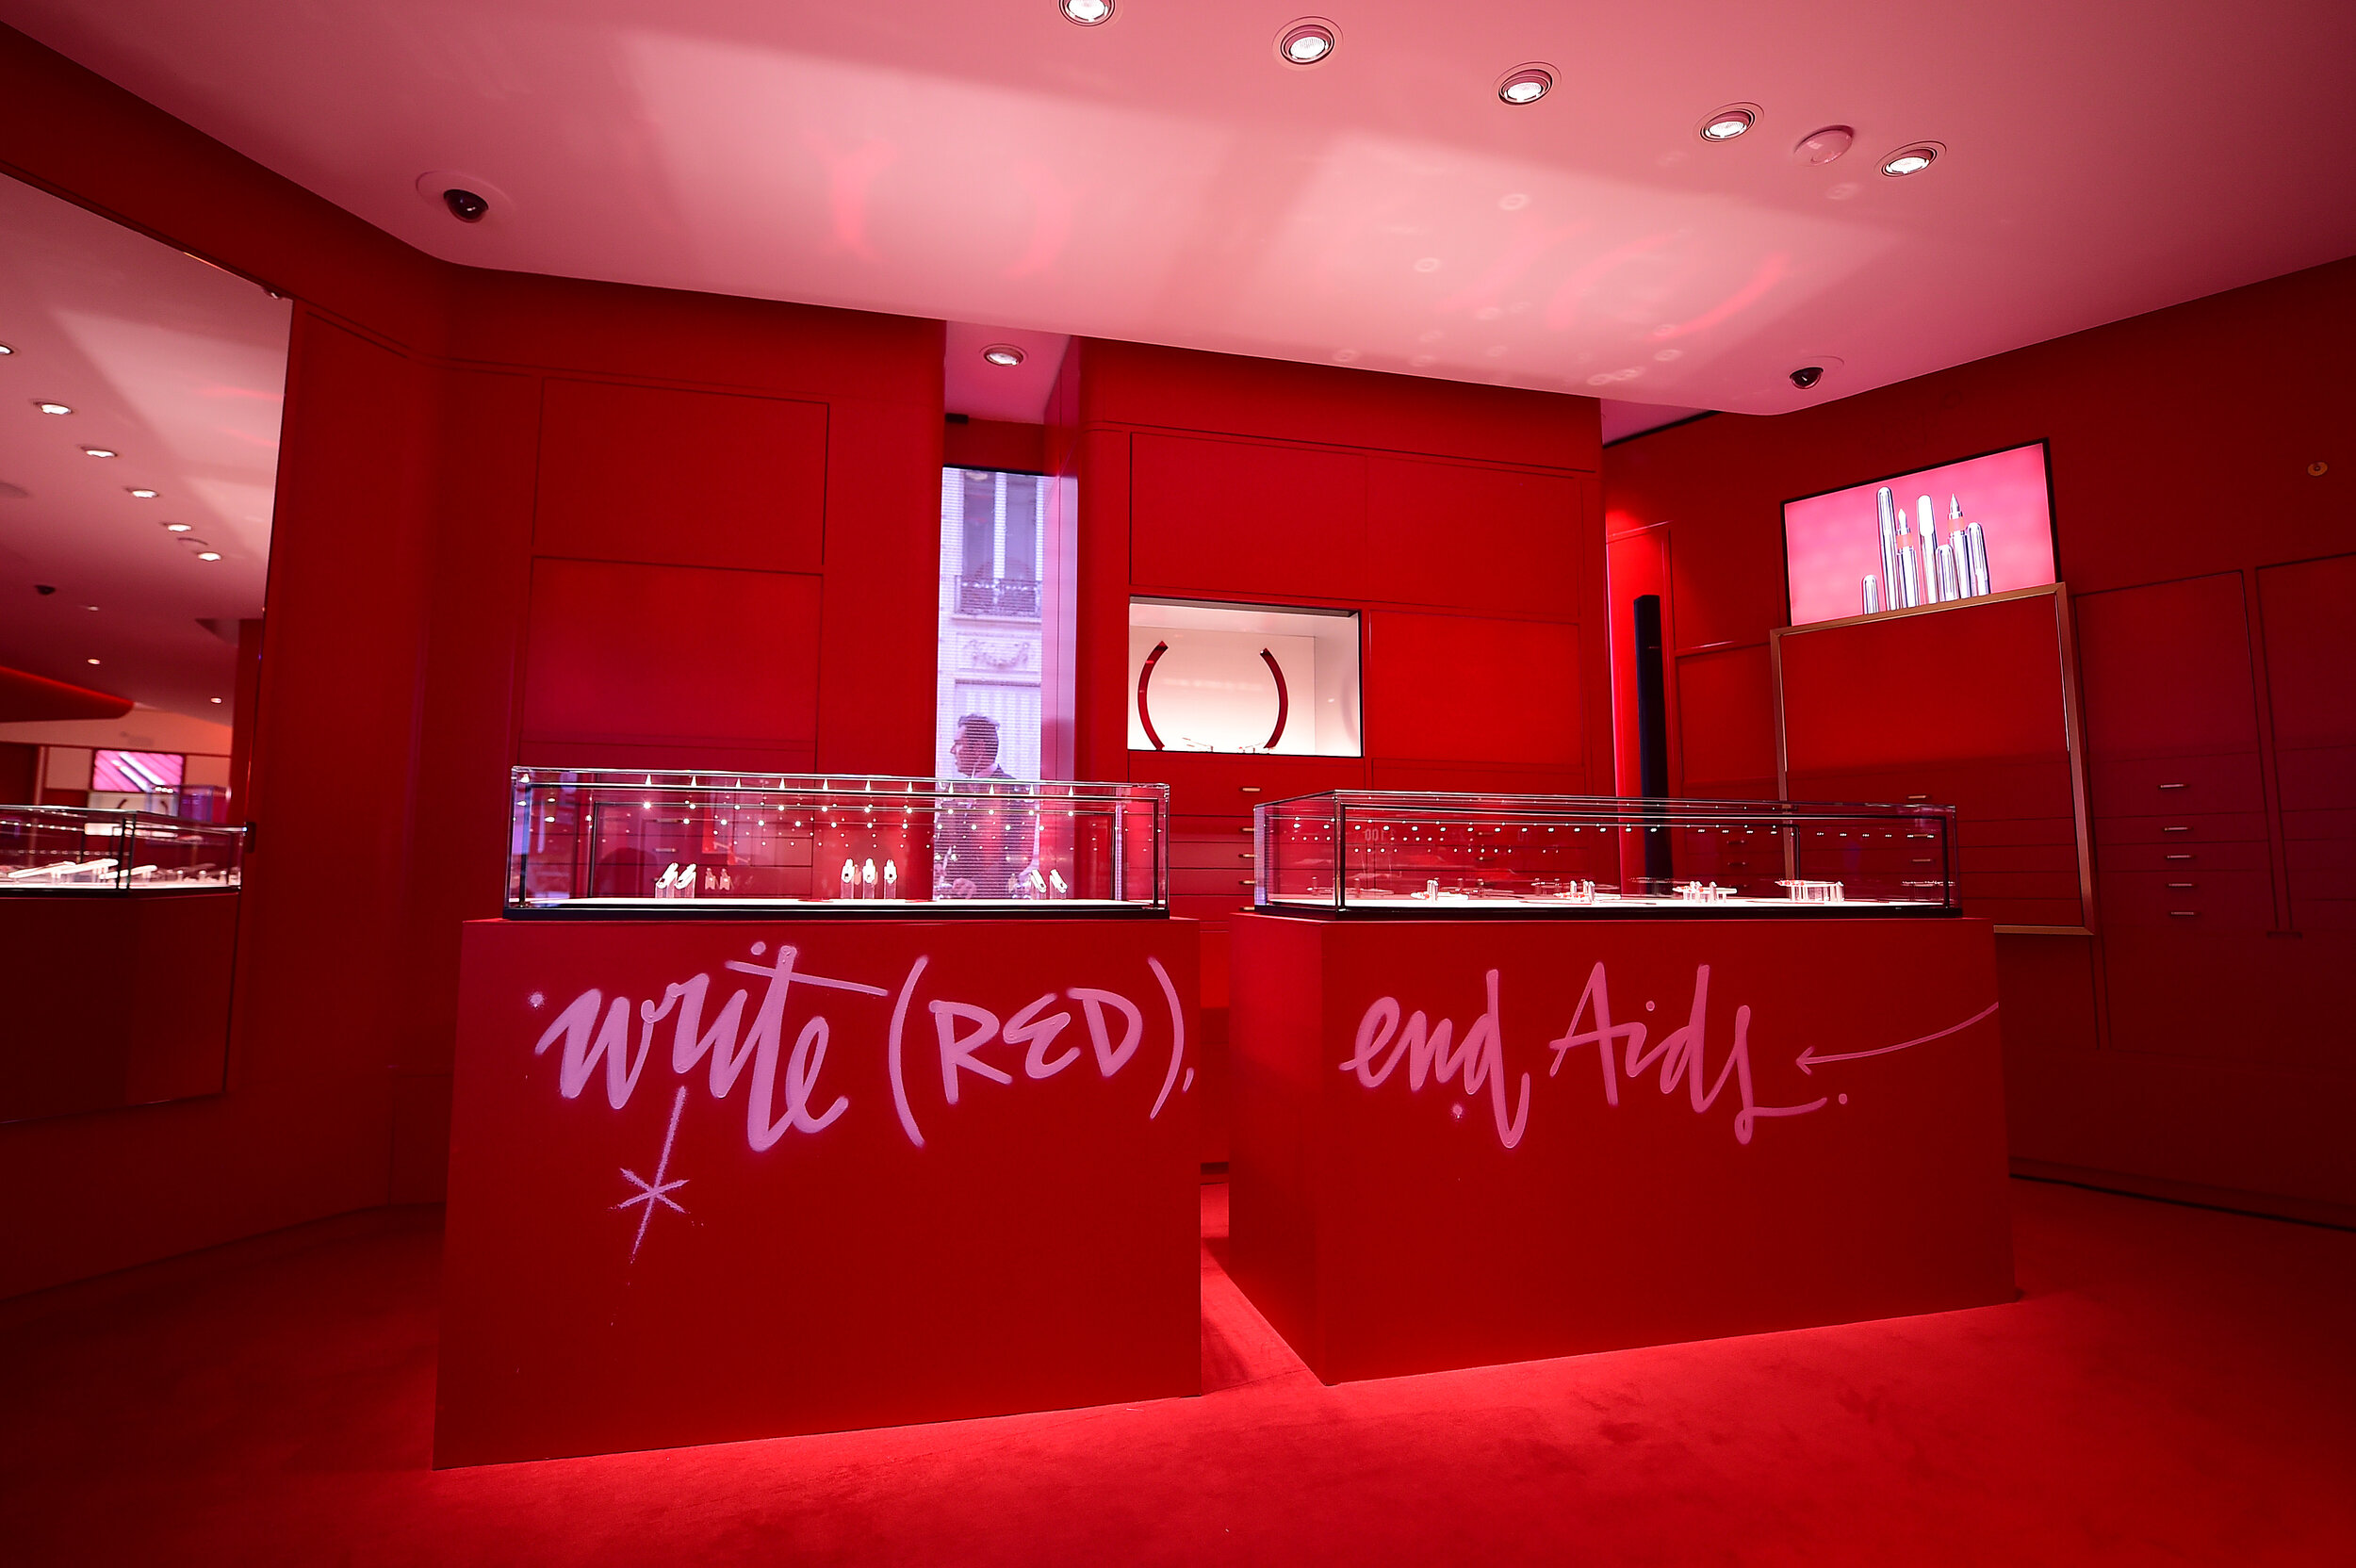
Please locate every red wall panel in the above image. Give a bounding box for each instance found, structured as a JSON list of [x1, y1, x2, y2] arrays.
[[1776, 595, 2072, 772], [2259, 554, 2356, 751], [1129, 432, 1366, 600], [1364, 461, 1584, 615], [2258, 554, 2356, 932], [1675, 645, 1775, 792], [2076, 574, 2261, 759], [943, 417, 1046, 475], [533, 379, 828, 574], [1364, 612, 1584, 768], [518, 559, 822, 769]]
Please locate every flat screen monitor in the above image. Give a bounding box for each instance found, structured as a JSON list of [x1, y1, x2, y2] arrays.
[[1782, 441, 2055, 629], [91, 749, 184, 792]]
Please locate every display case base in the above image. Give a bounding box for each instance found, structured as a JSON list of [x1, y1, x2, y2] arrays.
[[1230, 912, 2014, 1384], [437, 916, 1202, 1466]]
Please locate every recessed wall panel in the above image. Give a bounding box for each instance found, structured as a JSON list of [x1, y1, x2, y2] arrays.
[[534, 379, 827, 573], [518, 558, 822, 765], [1129, 433, 1365, 600]]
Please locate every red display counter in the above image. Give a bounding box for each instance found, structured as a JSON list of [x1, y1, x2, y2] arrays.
[[1230, 911, 2013, 1383], [0, 889, 237, 1122], [437, 916, 1201, 1466]]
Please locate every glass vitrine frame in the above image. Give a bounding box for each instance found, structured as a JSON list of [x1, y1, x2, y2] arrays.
[[0, 804, 246, 894], [507, 769, 1170, 917], [1253, 791, 1960, 918]]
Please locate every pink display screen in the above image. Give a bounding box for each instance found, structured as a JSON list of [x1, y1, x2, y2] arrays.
[[1782, 442, 2054, 629], [91, 749, 184, 792]]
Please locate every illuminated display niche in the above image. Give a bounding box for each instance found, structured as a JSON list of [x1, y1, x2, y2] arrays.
[[1127, 597, 1361, 757]]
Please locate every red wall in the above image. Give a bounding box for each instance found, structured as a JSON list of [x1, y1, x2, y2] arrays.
[[1604, 255, 2356, 1214], [0, 25, 941, 1296], [1057, 339, 1611, 1159]]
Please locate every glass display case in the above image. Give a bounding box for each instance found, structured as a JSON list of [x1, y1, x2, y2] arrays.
[[508, 769, 1169, 915], [0, 805, 244, 892], [1254, 792, 1958, 917]]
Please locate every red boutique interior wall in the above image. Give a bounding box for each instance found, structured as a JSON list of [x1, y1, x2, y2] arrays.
[[0, 25, 941, 1297], [1056, 340, 1611, 1160], [1602, 255, 2356, 1213]]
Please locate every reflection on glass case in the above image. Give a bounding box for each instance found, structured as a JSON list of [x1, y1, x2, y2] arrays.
[[0, 805, 244, 893], [1128, 597, 1361, 757], [508, 770, 1169, 915], [1254, 792, 1959, 917]]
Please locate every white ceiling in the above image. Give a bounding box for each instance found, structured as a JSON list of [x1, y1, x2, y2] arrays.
[[0, 174, 289, 720], [3, 1, 2350, 418]]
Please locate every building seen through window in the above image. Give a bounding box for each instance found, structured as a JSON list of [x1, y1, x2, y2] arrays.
[[935, 468, 1048, 781]]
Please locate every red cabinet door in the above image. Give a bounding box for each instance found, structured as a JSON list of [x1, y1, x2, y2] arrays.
[[2075, 573, 2260, 760]]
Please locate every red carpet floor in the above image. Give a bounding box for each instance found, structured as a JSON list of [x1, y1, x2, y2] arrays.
[[3, 1178, 2351, 1566]]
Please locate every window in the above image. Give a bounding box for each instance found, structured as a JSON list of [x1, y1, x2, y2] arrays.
[[936, 469, 1056, 780]]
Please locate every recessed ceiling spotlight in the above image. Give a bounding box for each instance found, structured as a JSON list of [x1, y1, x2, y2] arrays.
[[1059, 0, 1113, 23], [0, 343, 14, 355], [981, 344, 1026, 368], [1277, 19, 1337, 65], [128, 488, 158, 498], [196, 551, 222, 562], [82, 447, 118, 459], [86, 657, 100, 665], [1698, 105, 1758, 141], [164, 521, 193, 532], [1881, 143, 1941, 176], [1497, 66, 1553, 106], [36, 401, 72, 416], [1793, 125, 1854, 165]]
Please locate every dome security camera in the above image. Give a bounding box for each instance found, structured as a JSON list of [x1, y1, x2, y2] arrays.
[[443, 188, 490, 223], [1789, 366, 1825, 390], [35, 583, 57, 596]]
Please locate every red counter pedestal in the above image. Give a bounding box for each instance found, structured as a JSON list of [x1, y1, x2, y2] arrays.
[[0, 890, 237, 1122], [1230, 912, 2013, 1384], [437, 916, 1201, 1467]]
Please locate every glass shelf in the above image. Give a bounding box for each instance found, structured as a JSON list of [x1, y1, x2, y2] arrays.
[[507, 769, 1168, 916], [1254, 792, 1959, 917]]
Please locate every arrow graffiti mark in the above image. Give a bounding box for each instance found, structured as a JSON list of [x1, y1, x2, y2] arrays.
[[1795, 1001, 2000, 1075]]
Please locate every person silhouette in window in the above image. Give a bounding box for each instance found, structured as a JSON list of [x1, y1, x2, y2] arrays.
[[935, 714, 1037, 899]]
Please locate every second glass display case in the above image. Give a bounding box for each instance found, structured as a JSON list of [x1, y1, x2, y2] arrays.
[[509, 770, 1168, 915], [1254, 792, 1958, 916], [1, 805, 244, 893]]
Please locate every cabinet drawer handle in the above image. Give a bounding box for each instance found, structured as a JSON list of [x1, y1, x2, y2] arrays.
[[1239, 852, 1255, 860], [2166, 882, 2196, 889], [2157, 782, 2188, 791], [1906, 793, 1930, 801], [1238, 786, 1262, 794], [2168, 910, 2199, 918], [2161, 826, 2190, 834], [2164, 854, 2193, 861], [1238, 878, 1257, 887]]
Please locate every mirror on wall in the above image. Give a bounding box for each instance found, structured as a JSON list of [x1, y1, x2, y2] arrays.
[[0, 173, 290, 1122]]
